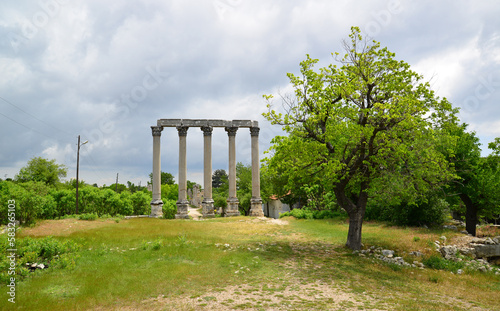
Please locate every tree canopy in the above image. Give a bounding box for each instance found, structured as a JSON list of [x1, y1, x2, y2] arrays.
[[212, 169, 228, 189], [264, 27, 458, 250], [149, 171, 175, 185], [15, 157, 67, 186], [445, 123, 500, 235]]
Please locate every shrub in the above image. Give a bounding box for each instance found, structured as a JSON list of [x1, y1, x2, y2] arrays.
[[280, 207, 343, 220], [213, 192, 227, 209], [280, 208, 313, 219], [0, 181, 55, 225], [161, 184, 178, 202], [163, 199, 177, 219], [78, 213, 98, 221], [50, 189, 76, 217], [17, 236, 80, 260], [118, 191, 134, 216], [423, 255, 465, 273], [130, 191, 151, 215], [366, 193, 449, 227], [78, 186, 102, 215], [0, 236, 81, 284]]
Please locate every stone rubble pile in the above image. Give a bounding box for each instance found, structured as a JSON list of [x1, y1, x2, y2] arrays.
[[355, 246, 421, 268], [354, 235, 500, 275], [436, 235, 500, 274]]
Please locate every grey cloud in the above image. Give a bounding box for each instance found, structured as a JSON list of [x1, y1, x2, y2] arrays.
[[1, 0, 499, 185]]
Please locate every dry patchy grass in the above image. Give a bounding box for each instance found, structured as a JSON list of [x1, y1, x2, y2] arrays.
[[2, 217, 499, 311]]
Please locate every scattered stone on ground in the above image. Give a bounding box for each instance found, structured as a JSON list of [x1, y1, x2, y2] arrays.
[[355, 233, 500, 275]]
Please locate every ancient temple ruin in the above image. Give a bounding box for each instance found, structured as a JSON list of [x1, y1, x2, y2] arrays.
[[150, 119, 264, 219]]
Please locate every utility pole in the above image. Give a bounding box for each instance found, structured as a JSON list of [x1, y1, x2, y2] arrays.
[[76, 135, 88, 214], [115, 173, 119, 192]]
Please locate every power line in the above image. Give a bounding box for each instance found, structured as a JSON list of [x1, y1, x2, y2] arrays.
[[0, 110, 54, 139], [0, 96, 125, 185], [0, 96, 73, 138]]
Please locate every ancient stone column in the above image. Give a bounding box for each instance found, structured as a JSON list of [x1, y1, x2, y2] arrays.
[[225, 126, 240, 216], [150, 126, 164, 217], [201, 126, 215, 218], [175, 126, 190, 219], [249, 127, 264, 216]]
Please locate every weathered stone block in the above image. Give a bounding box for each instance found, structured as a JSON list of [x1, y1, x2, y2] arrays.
[[175, 201, 190, 219], [473, 245, 500, 258], [440, 245, 458, 260]]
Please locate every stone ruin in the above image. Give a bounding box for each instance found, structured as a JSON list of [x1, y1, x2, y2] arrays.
[[150, 119, 265, 219], [187, 184, 203, 209]]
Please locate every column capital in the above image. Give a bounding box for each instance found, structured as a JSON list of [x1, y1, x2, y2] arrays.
[[201, 126, 213, 136], [250, 127, 260, 137], [176, 126, 189, 136], [151, 126, 163, 136], [225, 126, 238, 137]]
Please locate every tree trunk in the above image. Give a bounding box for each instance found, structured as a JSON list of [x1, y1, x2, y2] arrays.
[[346, 208, 365, 250], [460, 193, 478, 236], [335, 183, 368, 250]]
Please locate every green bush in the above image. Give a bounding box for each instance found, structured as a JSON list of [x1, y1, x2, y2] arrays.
[[161, 184, 178, 202], [118, 191, 134, 216], [423, 255, 465, 273], [78, 186, 102, 215], [366, 193, 449, 227], [0, 181, 55, 225], [163, 199, 177, 219], [213, 192, 227, 209], [130, 191, 151, 215], [0, 235, 81, 284], [280, 208, 313, 219], [78, 213, 98, 221], [50, 189, 76, 217], [280, 208, 343, 220]]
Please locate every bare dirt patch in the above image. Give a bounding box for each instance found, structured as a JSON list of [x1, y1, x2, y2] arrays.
[[18, 219, 117, 237], [241, 216, 289, 226], [139, 280, 387, 311]]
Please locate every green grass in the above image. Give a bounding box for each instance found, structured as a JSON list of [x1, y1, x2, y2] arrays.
[[1, 216, 499, 310]]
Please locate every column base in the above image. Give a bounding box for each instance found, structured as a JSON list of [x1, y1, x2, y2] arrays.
[[175, 200, 190, 219], [224, 197, 240, 217], [150, 199, 164, 218], [202, 199, 215, 218], [249, 197, 264, 217]]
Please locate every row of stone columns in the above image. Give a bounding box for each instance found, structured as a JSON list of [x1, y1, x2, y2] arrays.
[[150, 123, 263, 218]]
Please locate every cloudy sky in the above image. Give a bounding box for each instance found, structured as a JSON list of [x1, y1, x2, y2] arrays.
[[1, 0, 499, 187]]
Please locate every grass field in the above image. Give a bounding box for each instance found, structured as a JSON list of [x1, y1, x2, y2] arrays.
[[1, 216, 499, 310]]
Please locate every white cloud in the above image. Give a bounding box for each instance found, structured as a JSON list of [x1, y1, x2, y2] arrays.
[[412, 35, 482, 99]]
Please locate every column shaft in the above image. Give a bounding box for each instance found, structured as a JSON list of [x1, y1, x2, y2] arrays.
[[249, 127, 264, 216], [225, 127, 240, 216], [150, 126, 163, 217], [201, 126, 214, 218], [175, 126, 190, 219]]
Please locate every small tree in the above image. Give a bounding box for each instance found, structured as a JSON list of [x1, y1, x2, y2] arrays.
[[264, 27, 457, 249], [212, 169, 228, 189], [15, 157, 67, 186], [149, 171, 175, 185]]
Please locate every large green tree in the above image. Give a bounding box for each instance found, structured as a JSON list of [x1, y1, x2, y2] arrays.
[[445, 123, 500, 235], [15, 157, 67, 186], [264, 27, 457, 250]]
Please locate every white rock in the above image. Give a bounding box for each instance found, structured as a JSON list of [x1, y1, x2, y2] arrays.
[[382, 250, 394, 257]]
